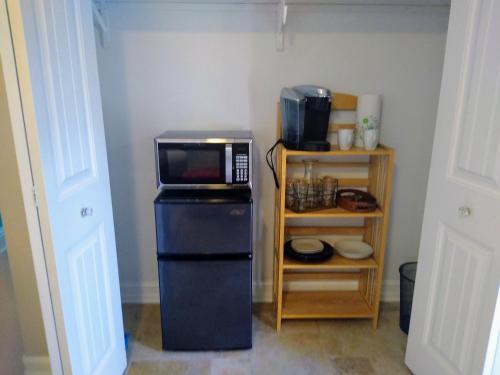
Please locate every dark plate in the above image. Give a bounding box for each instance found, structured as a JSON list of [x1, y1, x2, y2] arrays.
[[284, 240, 334, 263]]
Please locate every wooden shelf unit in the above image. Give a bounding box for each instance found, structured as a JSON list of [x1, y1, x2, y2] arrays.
[[273, 93, 394, 331]]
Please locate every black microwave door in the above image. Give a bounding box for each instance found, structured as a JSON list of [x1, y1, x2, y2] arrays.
[[157, 143, 227, 186]]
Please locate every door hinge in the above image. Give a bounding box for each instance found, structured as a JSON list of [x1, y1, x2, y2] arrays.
[[32, 186, 38, 208], [92, 0, 109, 48]]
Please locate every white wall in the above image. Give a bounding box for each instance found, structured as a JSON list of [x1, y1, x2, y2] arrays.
[[96, 3, 449, 302], [0, 253, 24, 375], [0, 59, 49, 366]]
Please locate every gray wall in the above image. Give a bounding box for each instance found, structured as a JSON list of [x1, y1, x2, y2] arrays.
[[96, 3, 449, 302]]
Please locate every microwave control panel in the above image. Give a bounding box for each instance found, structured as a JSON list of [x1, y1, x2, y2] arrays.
[[233, 143, 250, 183]]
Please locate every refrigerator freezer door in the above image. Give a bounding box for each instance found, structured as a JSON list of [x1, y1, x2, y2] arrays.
[[158, 258, 252, 350], [155, 197, 252, 255]]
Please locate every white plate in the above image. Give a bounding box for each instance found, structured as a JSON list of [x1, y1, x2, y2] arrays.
[[335, 240, 373, 259], [290, 238, 324, 254]]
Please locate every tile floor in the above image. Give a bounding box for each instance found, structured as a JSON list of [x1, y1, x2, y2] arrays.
[[123, 303, 411, 375]]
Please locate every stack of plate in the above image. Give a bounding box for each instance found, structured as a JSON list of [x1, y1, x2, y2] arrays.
[[284, 238, 333, 262]]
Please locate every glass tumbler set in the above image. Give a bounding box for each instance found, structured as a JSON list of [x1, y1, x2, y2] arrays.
[[285, 161, 338, 212]]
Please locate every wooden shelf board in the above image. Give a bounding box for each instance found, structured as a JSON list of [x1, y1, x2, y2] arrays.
[[332, 93, 357, 111], [328, 123, 356, 133], [338, 178, 369, 188], [281, 290, 373, 319], [284, 255, 378, 271], [282, 178, 369, 188], [285, 226, 366, 236], [282, 178, 370, 188], [285, 207, 383, 218], [284, 145, 392, 157], [284, 272, 360, 282], [287, 161, 369, 168]]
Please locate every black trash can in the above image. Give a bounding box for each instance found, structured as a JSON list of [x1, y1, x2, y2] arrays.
[[399, 262, 417, 334]]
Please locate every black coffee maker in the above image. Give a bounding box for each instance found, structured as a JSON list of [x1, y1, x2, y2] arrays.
[[280, 85, 332, 151]]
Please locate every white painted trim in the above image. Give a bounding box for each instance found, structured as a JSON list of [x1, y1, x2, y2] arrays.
[[253, 281, 273, 303], [23, 355, 51, 375], [1, 2, 63, 374], [120, 281, 273, 303], [121, 279, 401, 304], [120, 282, 159, 304], [381, 279, 401, 302]]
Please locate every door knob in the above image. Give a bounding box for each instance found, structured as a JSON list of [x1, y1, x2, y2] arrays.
[[81, 207, 94, 217], [458, 206, 472, 217]]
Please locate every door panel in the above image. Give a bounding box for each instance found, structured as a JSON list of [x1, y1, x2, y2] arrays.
[[450, 0, 500, 192], [423, 224, 492, 374], [406, 0, 500, 374], [68, 226, 116, 374], [11, 0, 127, 373], [33, 0, 98, 194]]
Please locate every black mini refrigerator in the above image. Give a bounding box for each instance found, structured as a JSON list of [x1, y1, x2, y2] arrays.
[[154, 189, 252, 351]]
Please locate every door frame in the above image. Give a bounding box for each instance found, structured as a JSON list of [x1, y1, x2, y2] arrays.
[[1, 0, 64, 373]]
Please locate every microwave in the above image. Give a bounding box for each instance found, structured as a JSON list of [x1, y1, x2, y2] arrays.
[[155, 130, 253, 190]]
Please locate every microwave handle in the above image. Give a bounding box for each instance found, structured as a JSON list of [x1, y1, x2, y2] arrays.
[[225, 144, 233, 184]]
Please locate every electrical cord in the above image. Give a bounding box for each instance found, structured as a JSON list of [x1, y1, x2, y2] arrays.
[[266, 139, 284, 189]]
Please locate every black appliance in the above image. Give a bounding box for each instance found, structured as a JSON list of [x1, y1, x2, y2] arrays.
[[280, 85, 332, 151], [154, 131, 252, 190], [154, 188, 253, 351]]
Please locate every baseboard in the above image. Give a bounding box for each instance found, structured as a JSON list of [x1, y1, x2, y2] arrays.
[[120, 281, 273, 304], [253, 281, 272, 302], [121, 279, 400, 304], [22, 355, 51, 375], [120, 282, 159, 304], [381, 280, 400, 302]]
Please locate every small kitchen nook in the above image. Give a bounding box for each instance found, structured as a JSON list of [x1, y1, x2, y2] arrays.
[[11, 0, 500, 374]]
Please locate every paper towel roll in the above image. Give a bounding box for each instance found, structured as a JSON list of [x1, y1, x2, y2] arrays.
[[355, 94, 382, 148]]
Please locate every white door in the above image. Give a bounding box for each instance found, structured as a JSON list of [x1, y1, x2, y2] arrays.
[[7, 0, 127, 374], [405, 1, 500, 375]]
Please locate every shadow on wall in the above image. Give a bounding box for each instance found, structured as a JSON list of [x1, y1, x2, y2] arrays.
[[96, 3, 449, 302]]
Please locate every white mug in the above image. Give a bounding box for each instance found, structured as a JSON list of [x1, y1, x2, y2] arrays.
[[363, 129, 379, 151], [338, 128, 354, 151]]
